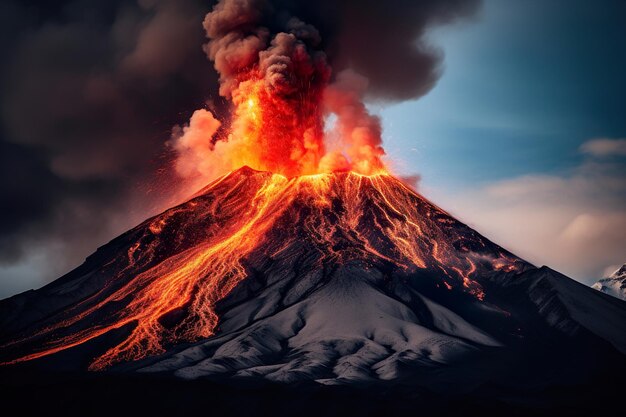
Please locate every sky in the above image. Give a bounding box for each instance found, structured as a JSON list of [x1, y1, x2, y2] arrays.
[[0, 0, 624, 298], [381, 0, 626, 283]]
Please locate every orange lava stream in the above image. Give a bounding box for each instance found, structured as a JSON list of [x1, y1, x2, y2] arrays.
[[3, 174, 290, 369]]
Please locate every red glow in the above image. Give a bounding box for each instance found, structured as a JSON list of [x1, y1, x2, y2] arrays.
[[173, 73, 387, 182]]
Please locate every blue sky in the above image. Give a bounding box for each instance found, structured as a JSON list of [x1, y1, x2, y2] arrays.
[[380, 0, 626, 282], [383, 0, 625, 187]]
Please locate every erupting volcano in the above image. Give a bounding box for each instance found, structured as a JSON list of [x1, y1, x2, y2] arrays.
[[1, 2, 625, 414]]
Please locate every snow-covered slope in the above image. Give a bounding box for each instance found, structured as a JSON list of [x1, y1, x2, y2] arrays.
[[593, 264, 626, 301], [142, 264, 501, 384], [1, 167, 625, 388], [137, 264, 626, 385]]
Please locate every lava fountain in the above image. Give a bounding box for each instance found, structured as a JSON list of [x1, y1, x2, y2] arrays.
[[172, 0, 387, 183]]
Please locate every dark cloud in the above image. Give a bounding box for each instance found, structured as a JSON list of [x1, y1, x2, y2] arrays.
[[0, 0, 218, 284], [199, 0, 480, 101], [267, 0, 482, 100]]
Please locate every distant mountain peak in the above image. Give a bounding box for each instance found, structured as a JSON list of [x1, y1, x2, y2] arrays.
[[592, 264, 626, 301]]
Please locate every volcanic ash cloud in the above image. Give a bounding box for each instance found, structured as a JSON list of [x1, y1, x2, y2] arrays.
[[171, 0, 480, 182]]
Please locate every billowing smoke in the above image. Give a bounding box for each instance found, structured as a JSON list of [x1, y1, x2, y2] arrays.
[[172, 0, 480, 182], [173, 0, 336, 179], [0, 0, 217, 297]]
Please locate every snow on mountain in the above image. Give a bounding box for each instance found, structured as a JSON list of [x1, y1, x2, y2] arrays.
[[592, 264, 626, 301], [142, 264, 501, 383], [138, 263, 626, 385]]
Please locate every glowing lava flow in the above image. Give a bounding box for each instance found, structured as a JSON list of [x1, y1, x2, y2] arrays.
[[1, 168, 523, 370]]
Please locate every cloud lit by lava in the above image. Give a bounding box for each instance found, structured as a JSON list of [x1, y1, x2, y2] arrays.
[[171, 0, 481, 184]]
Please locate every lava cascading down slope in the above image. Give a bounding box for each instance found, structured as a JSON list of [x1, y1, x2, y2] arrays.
[[0, 167, 525, 370]]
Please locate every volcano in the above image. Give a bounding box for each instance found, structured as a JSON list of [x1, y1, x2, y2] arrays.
[[1, 167, 625, 406]]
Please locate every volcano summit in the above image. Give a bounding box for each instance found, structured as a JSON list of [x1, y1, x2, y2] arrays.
[[1, 167, 625, 393]]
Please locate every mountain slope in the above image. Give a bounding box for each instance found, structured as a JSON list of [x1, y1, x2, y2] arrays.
[[138, 253, 626, 387], [1, 167, 625, 389]]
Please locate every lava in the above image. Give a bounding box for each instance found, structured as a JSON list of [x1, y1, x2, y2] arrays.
[[1, 168, 524, 370]]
